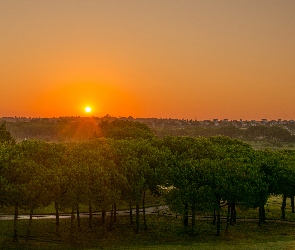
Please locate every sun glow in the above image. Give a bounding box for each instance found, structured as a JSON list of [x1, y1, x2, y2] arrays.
[[85, 106, 92, 113]]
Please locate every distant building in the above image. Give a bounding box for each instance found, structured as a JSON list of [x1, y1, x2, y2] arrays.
[[261, 119, 268, 124]]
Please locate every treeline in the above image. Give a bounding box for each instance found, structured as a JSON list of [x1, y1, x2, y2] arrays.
[[1, 121, 295, 241], [3, 118, 295, 143], [153, 125, 295, 142], [4, 118, 99, 142]]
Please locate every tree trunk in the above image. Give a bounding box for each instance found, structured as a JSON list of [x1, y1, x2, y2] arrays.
[[281, 194, 287, 220], [230, 202, 236, 224], [262, 205, 265, 222], [258, 205, 266, 225], [71, 206, 75, 225], [216, 204, 221, 236], [89, 202, 93, 228], [71, 206, 75, 231], [108, 205, 114, 230], [143, 191, 147, 231], [129, 202, 133, 225], [114, 203, 117, 223], [110, 205, 113, 223], [226, 203, 230, 232], [291, 196, 294, 213], [183, 203, 189, 227], [76, 203, 81, 231], [215, 200, 221, 236], [136, 204, 140, 233], [54, 202, 60, 237], [213, 209, 216, 225], [102, 209, 106, 225], [191, 204, 196, 234], [13, 202, 18, 242], [26, 207, 33, 239], [29, 207, 33, 222]]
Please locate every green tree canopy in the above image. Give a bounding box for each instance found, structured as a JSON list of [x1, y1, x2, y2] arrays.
[[0, 122, 15, 144], [98, 120, 154, 140]]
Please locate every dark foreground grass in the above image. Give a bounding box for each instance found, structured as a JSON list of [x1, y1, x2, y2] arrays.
[[1, 214, 295, 250]]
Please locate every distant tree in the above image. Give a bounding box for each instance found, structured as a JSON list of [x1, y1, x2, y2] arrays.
[[98, 120, 154, 140], [267, 126, 294, 142], [216, 126, 243, 138], [0, 122, 15, 144], [244, 126, 293, 142]]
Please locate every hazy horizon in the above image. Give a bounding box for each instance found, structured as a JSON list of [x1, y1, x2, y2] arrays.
[[1, 115, 292, 122], [1, 1, 294, 120]]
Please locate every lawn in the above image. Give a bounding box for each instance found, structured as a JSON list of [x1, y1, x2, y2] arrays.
[[1, 213, 295, 250], [1, 195, 294, 249], [248, 141, 295, 150]]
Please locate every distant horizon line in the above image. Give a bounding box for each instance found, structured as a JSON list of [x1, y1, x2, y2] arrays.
[[0, 116, 294, 122]]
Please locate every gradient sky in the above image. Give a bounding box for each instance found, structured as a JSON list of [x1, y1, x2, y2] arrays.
[[1, 0, 295, 120]]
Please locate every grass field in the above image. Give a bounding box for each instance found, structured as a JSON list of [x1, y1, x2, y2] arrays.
[[1, 211, 295, 250], [1, 195, 294, 249], [248, 141, 295, 150]]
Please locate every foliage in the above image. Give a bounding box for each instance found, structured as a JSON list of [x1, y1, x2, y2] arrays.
[[2, 135, 295, 238], [244, 126, 295, 142], [98, 120, 154, 140], [0, 122, 15, 144]]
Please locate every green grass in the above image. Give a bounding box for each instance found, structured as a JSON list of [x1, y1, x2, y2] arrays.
[[248, 141, 295, 150], [229, 195, 295, 222], [1, 213, 295, 250], [1, 195, 295, 249], [0, 203, 135, 215]]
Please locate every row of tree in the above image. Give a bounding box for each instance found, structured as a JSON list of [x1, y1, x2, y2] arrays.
[[4, 117, 295, 142], [1, 121, 295, 240], [153, 124, 295, 142]]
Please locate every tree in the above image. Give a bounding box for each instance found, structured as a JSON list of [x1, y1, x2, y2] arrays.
[[70, 139, 123, 229], [244, 126, 294, 142], [0, 122, 15, 144], [0, 142, 40, 241], [41, 142, 67, 236], [162, 136, 216, 233], [98, 120, 154, 140], [274, 150, 295, 220], [207, 136, 267, 234], [112, 138, 167, 232], [164, 136, 268, 236], [216, 126, 242, 138], [14, 140, 54, 238], [166, 157, 213, 234], [254, 150, 295, 222]]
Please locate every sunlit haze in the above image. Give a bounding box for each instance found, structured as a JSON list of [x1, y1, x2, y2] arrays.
[[1, 1, 294, 120]]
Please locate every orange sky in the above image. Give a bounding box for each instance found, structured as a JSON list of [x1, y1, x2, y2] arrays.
[[1, 1, 295, 120]]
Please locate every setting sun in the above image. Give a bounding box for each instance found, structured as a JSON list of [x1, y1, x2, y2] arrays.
[[85, 106, 92, 113]]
